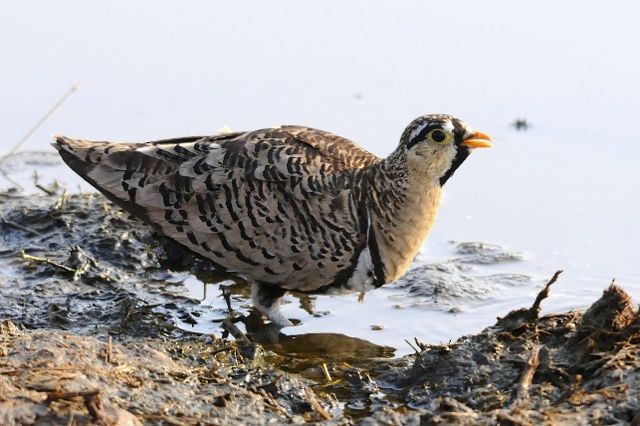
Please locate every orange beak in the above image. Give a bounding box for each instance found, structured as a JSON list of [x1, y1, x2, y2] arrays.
[[461, 130, 492, 148]]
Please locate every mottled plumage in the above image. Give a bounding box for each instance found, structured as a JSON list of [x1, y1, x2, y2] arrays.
[[53, 114, 491, 326]]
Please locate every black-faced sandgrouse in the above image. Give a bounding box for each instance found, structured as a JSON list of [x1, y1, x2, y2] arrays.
[[53, 114, 491, 326]]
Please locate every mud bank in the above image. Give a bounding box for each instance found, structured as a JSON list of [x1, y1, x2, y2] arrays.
[[0, 322, 334, 425], [2, 192, 640, 424]]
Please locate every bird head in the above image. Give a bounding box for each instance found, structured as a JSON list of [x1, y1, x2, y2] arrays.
[[398, 114, 491, 185]]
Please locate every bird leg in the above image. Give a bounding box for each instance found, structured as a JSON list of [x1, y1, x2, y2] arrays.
[[219, 284, 234, 315], [250, 282, 293, 327]]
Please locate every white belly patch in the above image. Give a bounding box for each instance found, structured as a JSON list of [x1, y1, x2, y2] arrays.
[[344, 245, 376, 295]]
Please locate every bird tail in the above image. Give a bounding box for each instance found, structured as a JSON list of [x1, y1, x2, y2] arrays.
[[52, 135, 158, 223], [52, 135, 136, 165], [52, 135, 107, 185]]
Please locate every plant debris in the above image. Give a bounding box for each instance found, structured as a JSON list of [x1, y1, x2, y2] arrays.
[[2, 192, 640, 424]]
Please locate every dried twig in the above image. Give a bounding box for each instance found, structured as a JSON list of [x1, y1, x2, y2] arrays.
[[591, 344, 638, 378], [1, 85, 78, 162], [32, 170, 55, 195], [514, 346, 541, 401], [0, 214, 40, 236], [306, 389, 332, 420], [320, 362, 332, 383], [529, 270, 563, 319], [35, 184, 54, 195], [45, 389, 99, 402], [209, 345, 235, 356], [404, 339, 420, 355], [222, 319, 251, 343], [20, 250, 75, 273], [106, 335, 113, 364], [414, 337, 432, 352]]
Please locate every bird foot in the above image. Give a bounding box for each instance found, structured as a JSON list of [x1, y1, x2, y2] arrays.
[[262, 308, 294, 327], [251, 282, 293, 327]]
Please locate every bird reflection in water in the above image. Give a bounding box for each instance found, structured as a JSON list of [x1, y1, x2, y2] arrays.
[[185, 270, 396, 360], [206, 277, 395, 359], [241, 309, 396, 360]]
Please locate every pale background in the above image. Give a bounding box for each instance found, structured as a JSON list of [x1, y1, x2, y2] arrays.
[[1, 1, 639, 351]]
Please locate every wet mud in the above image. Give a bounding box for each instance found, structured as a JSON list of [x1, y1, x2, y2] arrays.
[[2, 192, 640, 424], [389, 241, 529, 313]]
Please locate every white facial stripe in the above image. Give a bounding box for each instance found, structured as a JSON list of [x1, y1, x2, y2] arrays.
[[410, 123, 429, 141], [441, 121, 455, 135], [410, 120, 455, 142]]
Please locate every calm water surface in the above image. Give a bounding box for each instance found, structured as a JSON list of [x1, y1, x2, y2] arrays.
[[1, 1, 639, 354]]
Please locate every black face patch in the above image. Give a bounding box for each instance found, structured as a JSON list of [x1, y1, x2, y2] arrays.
[[451, 118, 467, 144], [405, 122, 447, 149], [440, 145, 470, 186], [438, 117, 472, 186]]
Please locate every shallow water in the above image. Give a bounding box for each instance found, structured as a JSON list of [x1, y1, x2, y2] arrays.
[[2, 1, 639, 355]]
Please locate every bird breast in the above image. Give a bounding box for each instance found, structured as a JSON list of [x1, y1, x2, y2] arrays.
[[372, 179, 442, 283]]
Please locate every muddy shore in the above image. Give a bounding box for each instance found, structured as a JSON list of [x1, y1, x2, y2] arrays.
[[1, 191, 639, 425]]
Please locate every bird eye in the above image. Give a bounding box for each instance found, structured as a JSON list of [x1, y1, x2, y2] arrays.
[[427, 129, 449, 143]]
